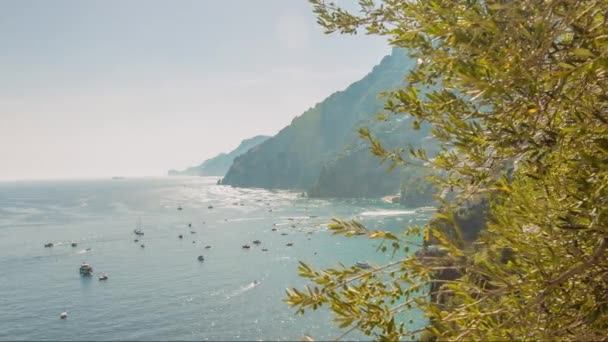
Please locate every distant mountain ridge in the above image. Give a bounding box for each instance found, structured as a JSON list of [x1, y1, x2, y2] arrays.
[[168, 135, 270, 177], [222, 48, 420, 191], [221, 48, 437, 203]]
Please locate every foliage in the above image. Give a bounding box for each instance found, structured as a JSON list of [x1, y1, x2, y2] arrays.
[[285, 0, 608, 340], [309, 114, 437, 198]]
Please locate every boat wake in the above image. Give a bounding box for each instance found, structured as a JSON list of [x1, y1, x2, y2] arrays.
[[226, 280, 262, 299], [359, 210, 416, 217]]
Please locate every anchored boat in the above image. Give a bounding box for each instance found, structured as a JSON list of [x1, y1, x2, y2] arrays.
[[79, 263, 93, 276]]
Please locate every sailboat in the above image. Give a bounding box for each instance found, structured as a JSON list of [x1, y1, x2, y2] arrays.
[[134, 217, 144, 236]]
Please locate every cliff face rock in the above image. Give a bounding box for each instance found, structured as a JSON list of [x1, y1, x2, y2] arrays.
[[308, 114, 436, 198], [222, 48, 418, 191], [169, 135, 269, 177]]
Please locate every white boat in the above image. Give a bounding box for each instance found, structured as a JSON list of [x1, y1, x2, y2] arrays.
[[355, 261, 372, 269], [98, 273, 109, 280], [60, 312, 68, 319]]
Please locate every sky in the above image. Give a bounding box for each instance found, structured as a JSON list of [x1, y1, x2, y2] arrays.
[[0, 0, 390, 180]]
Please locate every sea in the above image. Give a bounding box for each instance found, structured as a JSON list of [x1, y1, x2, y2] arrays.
[[0, 177, 432, 341]]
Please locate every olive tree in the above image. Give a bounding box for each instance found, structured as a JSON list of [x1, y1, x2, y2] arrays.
[[285, 0, 608, 340]]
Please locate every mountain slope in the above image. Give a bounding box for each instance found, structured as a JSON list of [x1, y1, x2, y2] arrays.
[[168, 135, 269, 177], [222, 49, 418, 190]]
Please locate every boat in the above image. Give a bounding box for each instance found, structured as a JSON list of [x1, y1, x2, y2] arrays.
[[71, 242, 77, 247], [286, 242, 294, 247], [134, 239, 139, 242], [355, 261, 372, 269], [44, 243, 54, 248], [98, 273, 109, 280], [60, 312, 68, 319], [271, 228, 277, 232], [198, 255, 205, 261], [134, 217, 144, 236], [281, 233, 288, 236], [177, 205, 183, 211], [79, 263, 93, 276], [178, 235, 183, 239], [190, 231, 196, 234], [262, 248, 268, 252], [188, 223, 192, 227], [253, 240, 261, 245], [140, 244, 145, 248], [205, 245, 212, 249], [208, 205, 214, 209], [242, 244, 251, 249]]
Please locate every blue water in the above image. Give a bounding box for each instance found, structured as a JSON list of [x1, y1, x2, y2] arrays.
[[0, 177, 431, 341]]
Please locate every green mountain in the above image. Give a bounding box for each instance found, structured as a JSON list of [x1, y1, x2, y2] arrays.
[[168, 135, 269, 177], [222, 49, 437, 203]]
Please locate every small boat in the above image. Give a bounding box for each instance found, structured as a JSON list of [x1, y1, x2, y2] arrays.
[[188, 223, 192, 227], [204, 245, 212, 249], [140, 244, 145, 248], [134, 239, 139, 242], [286, 242, 294, 247], [208, 205, 214, 209], [71, 242, 77, 247], [268, 209, 273, 212], [281, 233, 288, 236], [253, 240, 261, 245], [79, 263, 93, 276], [239, 203, 244, 206], [198, 255, 205, 261], [98, 273, 109, 280], [85, 248, 92, 252], [291, 225, 296, 228], [192, 241, 196, 244], [355, 261, 372, 269], [271, 228, 277, 232], [261, 248, 268, 252], [60, 312, 68, 319], [44, 243, 54, 248], [134, 217, 144, 236], [190, 231, 196, 234], [178, 235, 183, 239], [242, 244, 251, 249]]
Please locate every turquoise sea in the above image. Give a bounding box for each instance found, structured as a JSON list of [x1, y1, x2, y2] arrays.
[[0, 177, 431, 341]]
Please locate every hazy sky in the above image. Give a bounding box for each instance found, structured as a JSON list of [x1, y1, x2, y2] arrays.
[[0, 0, 390, 180]]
